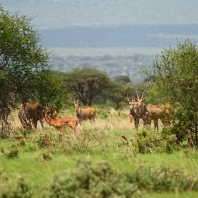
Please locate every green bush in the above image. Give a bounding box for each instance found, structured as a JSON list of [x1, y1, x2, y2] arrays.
[[1, 145, 19, 158], [136, 129, 178, 154], [46, 158, 143, 198], [0, 176, 33, 198], [33, 130, 65, 148], [37, 149, 53, 162], [130, 165, 198, 192]]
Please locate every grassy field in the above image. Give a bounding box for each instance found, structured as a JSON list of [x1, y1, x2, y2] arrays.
[[0, 106, 198, 197]]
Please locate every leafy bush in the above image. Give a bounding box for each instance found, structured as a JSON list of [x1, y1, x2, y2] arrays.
[[130, 165, 198, 192], [1, 145, 19, 158], [0, 176, 33, 198], [136, 129, 178, 154], [46, 158, 143, 198], [37, 149, 53, 162], [162, 122, 197, 147], [33, 130, 64, 148]]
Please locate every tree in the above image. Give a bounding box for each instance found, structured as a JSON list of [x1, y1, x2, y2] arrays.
[[33, 70, 69, 111], [107, 82, 127, 110], [145, 39, 198, 145], [113, 75, 131, 84], [0, 8, 63, 135], [64, 67, 111, 106]]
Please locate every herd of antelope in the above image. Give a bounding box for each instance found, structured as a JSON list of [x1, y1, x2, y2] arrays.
[[18, 99, 96, 138], [18, 94, 173, 138], [127, 93, 174, 130]]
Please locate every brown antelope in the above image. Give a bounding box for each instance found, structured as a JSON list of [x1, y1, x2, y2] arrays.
[[73, 99, 96, 124], [126, 94, 135, 124], [145, 103, 173, 129], [44, 115, 79, 137], [18, 102, 57, 130], [126, 94, 148, 130], [128, 114, 134, 123], [133, 93, 174, 130]]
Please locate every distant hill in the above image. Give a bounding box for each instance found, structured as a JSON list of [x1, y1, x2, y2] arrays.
[[40, 24, 198, 48], [2, 0, 198, 48]]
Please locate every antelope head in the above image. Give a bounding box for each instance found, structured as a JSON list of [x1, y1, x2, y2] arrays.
[[73, 99, 80, 110]]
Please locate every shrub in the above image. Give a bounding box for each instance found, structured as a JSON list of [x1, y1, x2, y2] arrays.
[[37, 149, 53, 162], [46, 158, 143, 198], [0, 176, 33, 198], [130, 165, 198, 192], [1, 145, 19, 158], [33, 130, 66, 148], [136, 129, 178, 154]]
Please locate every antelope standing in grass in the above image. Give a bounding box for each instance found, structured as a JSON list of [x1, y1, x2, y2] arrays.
[[73, 99, 96, 124], [126, 93, 148, 130], [128, 93, 174, 130], [44, 115, 79, 137]]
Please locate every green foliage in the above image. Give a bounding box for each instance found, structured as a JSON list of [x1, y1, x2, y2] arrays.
[[96, 108, 111, 119], [46, 158, 142, 198], [113, 75, 131, 84], [145, 39, 198, 144], [37, 149, 53, 162], [32, 70, 69, 111], [130, 165, 198, 192], [33, 130, 82, 153], [107, 81, 127, 110], [136, 129, 178, 154], [0, 176, 33, 198], [0, 10, 50, 102], [1, 145, 19, 158], [64, 67, 111, 106], [33, 130, 62, 148]]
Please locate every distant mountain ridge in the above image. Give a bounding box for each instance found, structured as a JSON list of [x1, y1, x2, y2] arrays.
[[40, 24, 198, 48]]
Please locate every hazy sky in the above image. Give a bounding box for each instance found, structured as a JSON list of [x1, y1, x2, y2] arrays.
[[1, 0, 198, 29]]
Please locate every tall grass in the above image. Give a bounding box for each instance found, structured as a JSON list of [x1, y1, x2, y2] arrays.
[[0, 105, 198, 197]]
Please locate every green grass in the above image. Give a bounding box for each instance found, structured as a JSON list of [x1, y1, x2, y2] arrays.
[[0, 107, 198, 197], [147, 192, 198, 198]]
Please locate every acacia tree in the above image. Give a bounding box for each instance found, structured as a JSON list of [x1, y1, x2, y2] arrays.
[[107, 76, 136, 110], [64, 67, 111, 106], [145, 39, 198, 145], [0, 8, 64, 135]]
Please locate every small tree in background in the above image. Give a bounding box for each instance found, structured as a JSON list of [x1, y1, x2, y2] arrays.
[[113, 75, 131, 84], [107, 76, 136, 110], [64, 67, 111, 106], [107, 82, 126, 110], [144, 39, 198, 145]]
